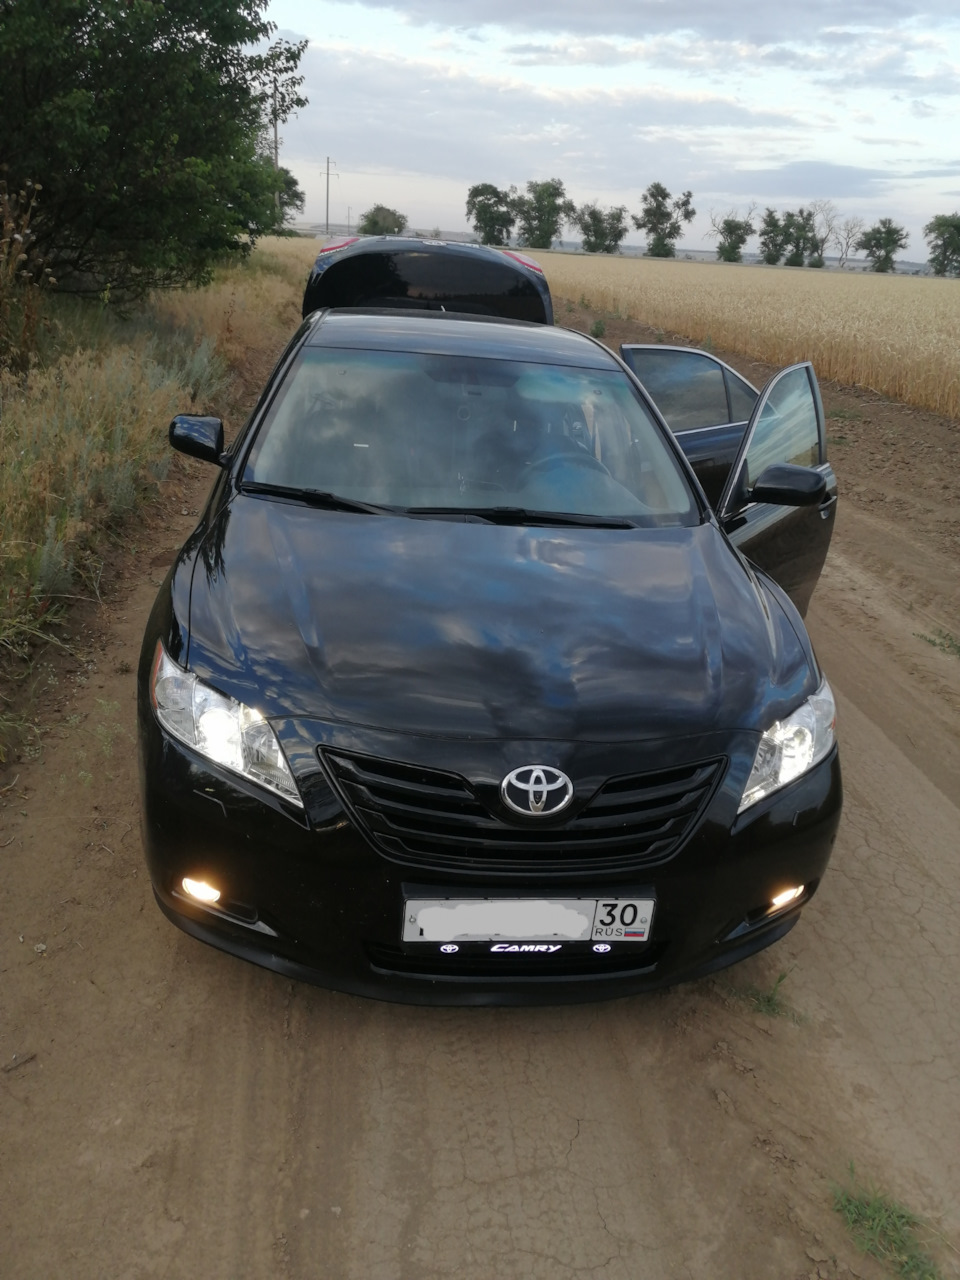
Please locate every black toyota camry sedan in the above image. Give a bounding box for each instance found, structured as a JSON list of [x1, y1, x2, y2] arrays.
[[138, 241, 841, 1005]]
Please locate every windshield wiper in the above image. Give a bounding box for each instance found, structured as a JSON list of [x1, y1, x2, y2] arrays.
[[405, 506, 639, 529], [239, 482, 394, 515]]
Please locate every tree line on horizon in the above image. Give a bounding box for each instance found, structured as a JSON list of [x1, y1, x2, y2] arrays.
[[462, 180, 960, 276]]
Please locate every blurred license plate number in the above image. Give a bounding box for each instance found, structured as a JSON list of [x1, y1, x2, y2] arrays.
[[402, 897, 654, 943]]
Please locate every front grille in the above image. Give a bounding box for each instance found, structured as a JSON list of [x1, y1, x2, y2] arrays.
[[321, 749, 724, 875]]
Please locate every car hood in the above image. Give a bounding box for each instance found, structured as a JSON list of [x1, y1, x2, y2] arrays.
[[184, 497, 815, 741]]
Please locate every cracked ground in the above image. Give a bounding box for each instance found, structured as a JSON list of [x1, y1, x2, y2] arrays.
[[2, 302, 958, 1280]]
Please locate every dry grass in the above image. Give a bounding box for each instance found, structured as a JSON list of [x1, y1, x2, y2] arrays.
[[153, 236, 316, 371], [528, 252, 960, 419], [0, 237, 315, 757]]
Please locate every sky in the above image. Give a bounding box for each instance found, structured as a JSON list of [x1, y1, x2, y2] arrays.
[[265, 0, 960, 256]]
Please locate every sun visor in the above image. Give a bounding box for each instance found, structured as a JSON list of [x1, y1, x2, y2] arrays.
[[302, 239, 553, 325]]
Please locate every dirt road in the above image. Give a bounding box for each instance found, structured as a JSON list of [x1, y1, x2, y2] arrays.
[[2, 308, 958, 1280]]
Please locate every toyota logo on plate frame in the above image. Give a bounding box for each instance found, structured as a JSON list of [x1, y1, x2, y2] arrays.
[[500, 765, 574, 817]]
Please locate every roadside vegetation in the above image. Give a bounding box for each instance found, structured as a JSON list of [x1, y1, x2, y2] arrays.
[[0, 237, 316, 759], [833, 1167, 947, 1280], [530, 251, 960, 419], [1, 0, 314, 758], [2, 0, 307, 299]]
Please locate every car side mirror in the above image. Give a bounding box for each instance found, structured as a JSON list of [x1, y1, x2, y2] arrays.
[[169, 415, 225, 465], [749, 463, 826, 507]]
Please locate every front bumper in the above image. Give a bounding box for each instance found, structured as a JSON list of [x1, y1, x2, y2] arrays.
[[138, 708, 842, 1006]]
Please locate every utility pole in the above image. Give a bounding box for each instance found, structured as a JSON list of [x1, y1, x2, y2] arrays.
[[325, 157, 337, 234], [272, 81, 280, 211], [347, 206, 352, 234]]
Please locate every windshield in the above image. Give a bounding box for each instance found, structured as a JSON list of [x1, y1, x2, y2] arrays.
[[243, 348, 698, 526]]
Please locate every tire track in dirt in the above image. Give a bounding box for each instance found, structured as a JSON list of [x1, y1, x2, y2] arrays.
[[3, 325, 959, 1277]]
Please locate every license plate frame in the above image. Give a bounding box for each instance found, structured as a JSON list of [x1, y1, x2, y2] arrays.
[[402, 897, 655, 944]]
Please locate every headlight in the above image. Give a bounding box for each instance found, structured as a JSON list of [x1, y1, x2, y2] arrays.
[[739, 678, 836, 813], [149, 642, 302, 806]]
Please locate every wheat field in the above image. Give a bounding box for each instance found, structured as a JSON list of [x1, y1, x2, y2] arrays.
[[528, 251, 960, 419]]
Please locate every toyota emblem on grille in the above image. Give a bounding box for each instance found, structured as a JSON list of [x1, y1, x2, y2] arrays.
[[501, 765, 574, 817]]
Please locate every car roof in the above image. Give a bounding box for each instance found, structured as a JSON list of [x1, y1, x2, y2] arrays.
[[304, 310, 616, 369]]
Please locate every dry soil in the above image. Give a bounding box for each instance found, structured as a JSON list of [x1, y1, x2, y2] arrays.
[[1, 301, 958, 1280]]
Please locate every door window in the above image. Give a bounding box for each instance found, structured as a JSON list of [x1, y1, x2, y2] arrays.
[[743, 366, 821, 488], [620, 347, 757, 431]]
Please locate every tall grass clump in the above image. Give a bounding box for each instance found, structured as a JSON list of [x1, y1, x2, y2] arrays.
[[1, 178, 56, 373], [1, 238, 313, 757], [529, 252, 960, 419], [0, 338, 227, 644], [153, 234, 315, 371], [833, 1166, 947, 1279]]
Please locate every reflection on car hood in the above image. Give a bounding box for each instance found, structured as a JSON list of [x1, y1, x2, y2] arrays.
[[184, 497, 815, 740]]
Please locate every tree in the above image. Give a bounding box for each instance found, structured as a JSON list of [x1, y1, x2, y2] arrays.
[[511, 179, 575, 249], [0, 0, 308, 296], [708, 207, 755, 262], [833, 216, 866, 268], [781, 208, 816, 266], [758, 209, 789, 265], [357, 205, 408, 236], [923, 213, 960, 276], [808, 200, 839, 263], [632, 184, 695, 257], [570, 203, 629, 254], [272, 167, 306, 227], [465, 184, 516, 245], [857, 219, 908, 272]]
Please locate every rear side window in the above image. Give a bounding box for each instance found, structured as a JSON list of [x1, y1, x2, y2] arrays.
[[621, 348, 758, 433], [625, 350, 728, 430], [725, 371, 757, 423]]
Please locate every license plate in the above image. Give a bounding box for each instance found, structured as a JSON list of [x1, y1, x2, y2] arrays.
[[402, 897, 654, 944]]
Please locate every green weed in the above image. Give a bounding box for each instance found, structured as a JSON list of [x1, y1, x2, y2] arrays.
[[589, 319, 606, 339], [833, 1166, 944, 1280], [915, 630, 960, 658], [731, 969, 800, 1020], [93, 698, 122, 757]]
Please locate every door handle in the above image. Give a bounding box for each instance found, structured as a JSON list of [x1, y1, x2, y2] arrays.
[[818, 493, 838, 520]]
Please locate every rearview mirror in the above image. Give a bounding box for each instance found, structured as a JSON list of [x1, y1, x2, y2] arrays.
[[749, 463, 826, 507], [169, 415, 225, 465]]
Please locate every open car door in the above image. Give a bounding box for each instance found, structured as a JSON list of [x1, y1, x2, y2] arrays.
[[716, 362, 837, 616], [620, 345, 758, 506]]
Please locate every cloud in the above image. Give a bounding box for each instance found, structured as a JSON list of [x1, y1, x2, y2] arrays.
[[904, 163, 960, 176], [283, 45, 799, 194], [341, 0, 960, 44], [505, 38, 645, 66], [702, 160, 895, 199], [838, 54, 960, 95], [472, 23, 960, 105], [854, 135, 923, 145]]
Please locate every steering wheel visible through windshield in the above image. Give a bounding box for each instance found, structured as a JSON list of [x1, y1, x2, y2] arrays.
[[242, 347, 699, 527]]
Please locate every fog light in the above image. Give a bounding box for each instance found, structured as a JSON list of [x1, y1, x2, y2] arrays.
[[771, 885, 804, 910], [182, 877, 221, 904]]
